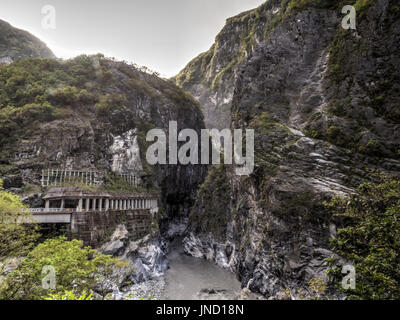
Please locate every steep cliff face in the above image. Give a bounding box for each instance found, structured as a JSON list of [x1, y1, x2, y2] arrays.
[[0, 19, 55, 63], [180, 0, 400, 297], [0, 54, 207, 229]]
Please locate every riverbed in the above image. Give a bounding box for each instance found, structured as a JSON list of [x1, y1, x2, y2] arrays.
[[162, 238, 242, 300]]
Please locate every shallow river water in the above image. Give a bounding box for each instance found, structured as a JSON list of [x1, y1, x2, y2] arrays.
[[162, 239, 242, 300]]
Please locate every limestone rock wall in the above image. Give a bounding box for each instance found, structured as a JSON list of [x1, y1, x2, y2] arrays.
[[179, 0, 400, 297]]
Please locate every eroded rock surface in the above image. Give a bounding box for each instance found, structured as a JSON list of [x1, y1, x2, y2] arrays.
[[178, 0, 400, 297]]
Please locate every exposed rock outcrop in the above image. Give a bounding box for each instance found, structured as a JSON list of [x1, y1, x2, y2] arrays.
[[100, 225, 168, 283], [178, 0, 400, 297]]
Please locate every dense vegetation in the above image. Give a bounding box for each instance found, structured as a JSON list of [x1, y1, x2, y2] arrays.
[[0, 180, 130, 300], [0, 236, 130, 300], [327, 173, 400, 299], [0, 54, 199, 169], [0, 179, 39, 259]]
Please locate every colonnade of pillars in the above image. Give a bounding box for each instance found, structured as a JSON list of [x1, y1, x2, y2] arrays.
[[45, 198, 158, 212]]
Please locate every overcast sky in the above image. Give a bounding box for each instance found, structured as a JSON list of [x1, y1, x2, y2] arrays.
[[0, 0, 266, 77]]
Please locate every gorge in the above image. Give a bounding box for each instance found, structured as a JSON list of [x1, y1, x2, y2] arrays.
[[0, 0, 399, 300]]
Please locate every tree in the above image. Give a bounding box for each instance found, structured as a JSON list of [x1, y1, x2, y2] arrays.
[[0, 179, 39, 261], [326, 173, 400, 299], [0, 236, 131, 300]]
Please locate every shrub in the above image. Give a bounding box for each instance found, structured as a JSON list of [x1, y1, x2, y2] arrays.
[[0, 236, 130, 300], [326, 173, 400, 299], [95, 93, 127, 116]]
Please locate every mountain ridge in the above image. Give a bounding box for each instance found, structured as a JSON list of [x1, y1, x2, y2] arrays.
[[0, 19, 56, 63]]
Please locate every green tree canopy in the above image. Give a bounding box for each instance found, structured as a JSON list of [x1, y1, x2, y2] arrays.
[[327, 173, 400, 299], [0, 179, 38, 261], [0, 236, 130, 300]]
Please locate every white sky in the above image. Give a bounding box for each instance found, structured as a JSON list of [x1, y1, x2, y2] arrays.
[[0, 0, 266, 77]]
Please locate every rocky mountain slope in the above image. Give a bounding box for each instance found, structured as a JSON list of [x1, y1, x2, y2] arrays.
[[0, 19, 55, 64], [0, 19, 209, 287], [0, 54, 206, 233], [177, 0, 400, 297]]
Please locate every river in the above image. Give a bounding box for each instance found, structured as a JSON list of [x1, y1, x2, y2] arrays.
[[162, 238, 242, 300]]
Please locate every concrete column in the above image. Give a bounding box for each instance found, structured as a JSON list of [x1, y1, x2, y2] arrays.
[[105, 199, 109, 211], [92, 198, 97, 211], [78, 198, 83, 212], [123, 200, 127, 210], [60, 199, 65, 209], [99, 198, 103, 211], [45, 200, 50, 209], [85, 198, 90, 211]]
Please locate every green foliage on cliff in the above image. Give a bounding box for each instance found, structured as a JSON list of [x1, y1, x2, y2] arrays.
[[0, 54, 199, 149], [327, 173, 400, 299], [175, 0, 364, 91], [95, 93, 127, 116], [0, 236, 130, 300], [0, 179, 39, 261], [189, 165, 231, 241], [44, 290, 93, 300], [0, 55, 102, 146]]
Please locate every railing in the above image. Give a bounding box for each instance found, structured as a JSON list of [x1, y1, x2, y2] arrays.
[[23, 208, 76, 213], [22, 207, 155, 214], [41, 169, 141, 188]]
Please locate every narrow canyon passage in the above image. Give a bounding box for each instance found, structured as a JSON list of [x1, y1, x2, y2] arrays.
[[162, 238, 241, 300]]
